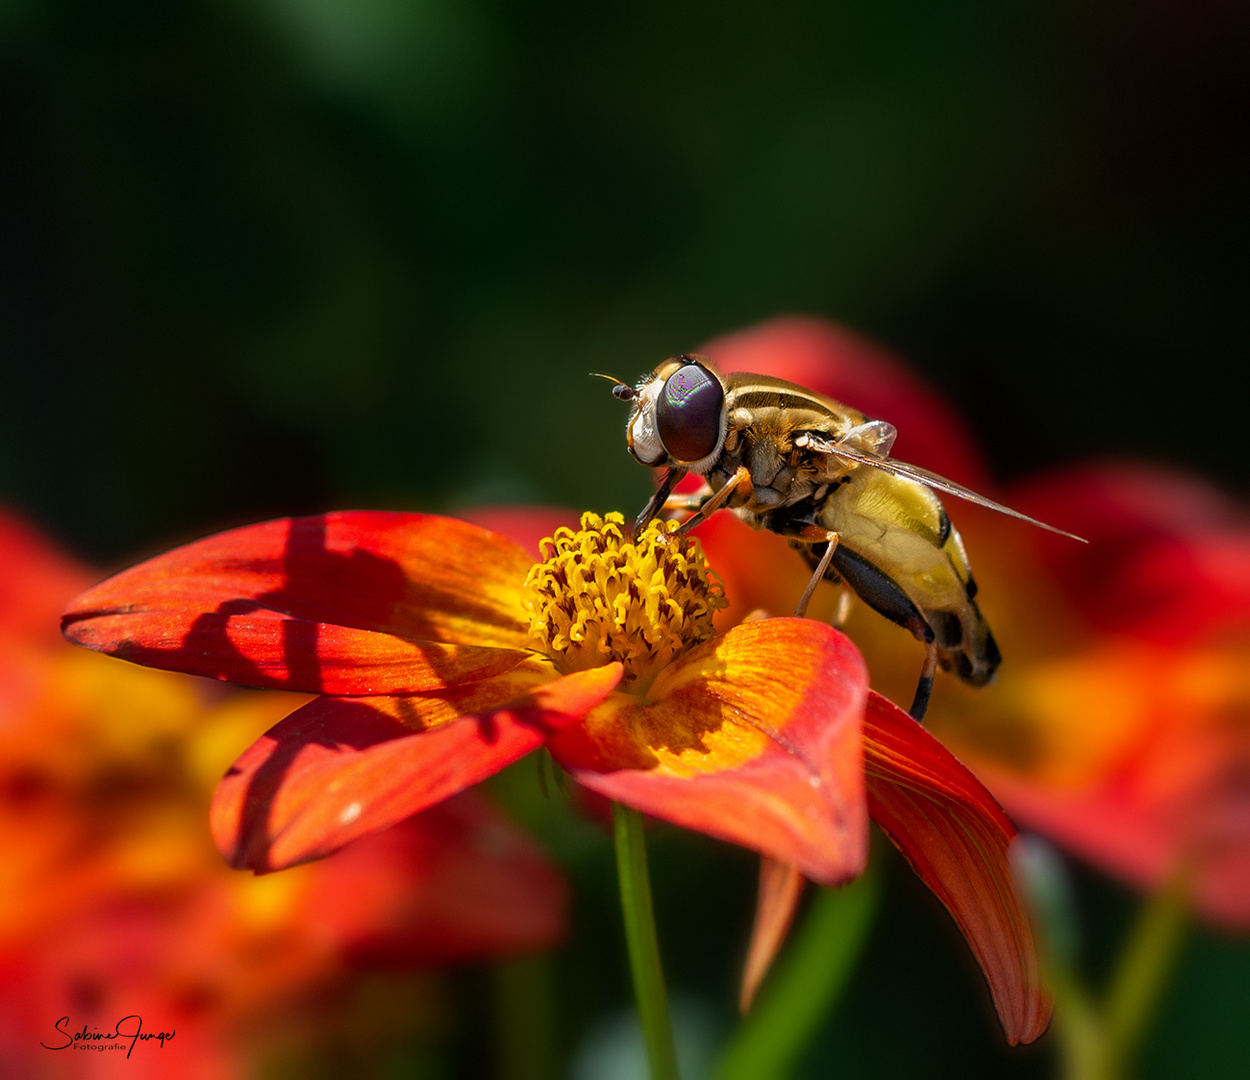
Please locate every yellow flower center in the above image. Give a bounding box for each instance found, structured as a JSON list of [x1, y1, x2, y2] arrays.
[[524, 511, 727, 693]]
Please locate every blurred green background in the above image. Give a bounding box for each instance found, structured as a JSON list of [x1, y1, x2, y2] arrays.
[[2, 0, 1246, 1076]]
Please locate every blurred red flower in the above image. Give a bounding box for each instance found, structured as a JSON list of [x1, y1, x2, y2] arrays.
[[0, 511, 568, 1079], [690, 316, 1250, 931]]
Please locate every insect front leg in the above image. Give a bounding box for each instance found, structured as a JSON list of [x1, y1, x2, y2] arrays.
[[634, 466, 688, 538], [661, 486, 711, 517], [674, 466, 753, 536]]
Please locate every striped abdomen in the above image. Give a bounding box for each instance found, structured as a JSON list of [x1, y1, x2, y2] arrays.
[[792, 467, 1001, 687]]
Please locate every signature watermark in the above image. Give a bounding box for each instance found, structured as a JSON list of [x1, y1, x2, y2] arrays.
[[42, 1016, 175, 1059]]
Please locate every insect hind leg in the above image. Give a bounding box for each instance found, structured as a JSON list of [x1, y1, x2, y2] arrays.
[[779, 516, 938, 720], [790, 527, 840, 618], [825, 545, 939, 722], [909, 640, 939, 721]]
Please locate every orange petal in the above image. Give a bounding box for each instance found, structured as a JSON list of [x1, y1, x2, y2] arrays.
[[64, 609, 530, 694], [62, 512, 537, 692], [212, 663, 622, 872], [740, 858, 807, 1012], [64, 511, 534, 645], [549, 618, 868, 885], [863, 691, 1052, 1044]]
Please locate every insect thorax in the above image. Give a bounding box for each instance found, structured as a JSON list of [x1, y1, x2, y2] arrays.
[[706, 401, 857, 513]]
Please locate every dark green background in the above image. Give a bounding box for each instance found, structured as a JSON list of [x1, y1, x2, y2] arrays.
[[3, 1, 1246, 1076]]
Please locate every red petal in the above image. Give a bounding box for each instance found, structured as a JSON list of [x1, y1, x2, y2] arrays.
[[550, 619, 869, 885], [62, 512, 536, 693], [64, 610, 529, 694], [863, 692, 1052, 1045], [0, 510, 93, 643], [983, 738, 1250, 932], [1007, 462, 1250, 644], [740, 858, 807, 1012], [212, 663, 622, 872], [0, 511, 97, 725], [699, 317, 987, 484]]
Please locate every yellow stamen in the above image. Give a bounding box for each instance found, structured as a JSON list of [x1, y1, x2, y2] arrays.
[[525, 512, 727, 693]]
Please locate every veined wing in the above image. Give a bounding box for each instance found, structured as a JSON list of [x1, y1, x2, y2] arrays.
[[797, 433, 1087, 542]]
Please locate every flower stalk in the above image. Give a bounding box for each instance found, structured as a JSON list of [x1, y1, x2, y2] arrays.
[[1057, 876, 1190, 1080], [613, 801, 680, 1080], [1013, 836, 1191, 1080], [716, 868, 880, 1080]]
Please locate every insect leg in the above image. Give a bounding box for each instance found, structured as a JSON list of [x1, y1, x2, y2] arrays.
[[675, 466, 753, 536], [634, 466, 688, 538], [822, 545, 938, 721], [909, 641, 939, 722], [661, 490, 711, 515], [793, 529, 840, 618]]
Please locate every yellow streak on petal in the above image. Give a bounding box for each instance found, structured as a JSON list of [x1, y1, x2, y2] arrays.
[[378, 518, 535, 649], [566, 623, 850, 779], [357, 655, 563, 734], [572, 691, 773, 777], [389, 571, 532, 651]]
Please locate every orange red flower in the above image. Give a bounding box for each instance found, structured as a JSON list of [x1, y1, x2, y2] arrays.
[[63, 501, 1051, 1043], [63, 512, 870, 886]]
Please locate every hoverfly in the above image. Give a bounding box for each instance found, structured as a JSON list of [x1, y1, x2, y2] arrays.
[[603, 353, 1083, 721]]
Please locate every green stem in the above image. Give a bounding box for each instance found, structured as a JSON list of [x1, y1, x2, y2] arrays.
[[1052, 875, 1190, 1080], [612, 802, 681, 1080], [1050, 966, 1104, 1080], [1100, 873, 1190, 1078], [715, 868, 880, 1080]]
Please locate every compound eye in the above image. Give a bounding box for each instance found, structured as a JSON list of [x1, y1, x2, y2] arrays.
[[656, 363, 724, 462]]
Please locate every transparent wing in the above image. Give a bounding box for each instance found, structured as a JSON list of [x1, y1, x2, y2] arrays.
[[800, 433, 1087, 542], [839, 419, 897, 456]]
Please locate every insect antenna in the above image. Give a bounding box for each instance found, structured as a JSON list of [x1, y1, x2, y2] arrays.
[[590, 372, 635, 401]]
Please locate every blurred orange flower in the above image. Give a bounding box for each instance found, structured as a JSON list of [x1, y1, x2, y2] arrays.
[[927, 465, 1250, 930], [0, 511, 568, 1079], [689, 316, 1250, 931]]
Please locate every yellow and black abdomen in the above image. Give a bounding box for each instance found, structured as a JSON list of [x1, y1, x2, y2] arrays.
[[799, 468, 1001, 687]]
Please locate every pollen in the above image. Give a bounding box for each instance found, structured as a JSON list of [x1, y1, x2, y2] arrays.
[[524, 511, 726, 693]]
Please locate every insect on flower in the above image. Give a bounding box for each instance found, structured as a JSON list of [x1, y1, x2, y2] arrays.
[[604, 353, 1085, 721]]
